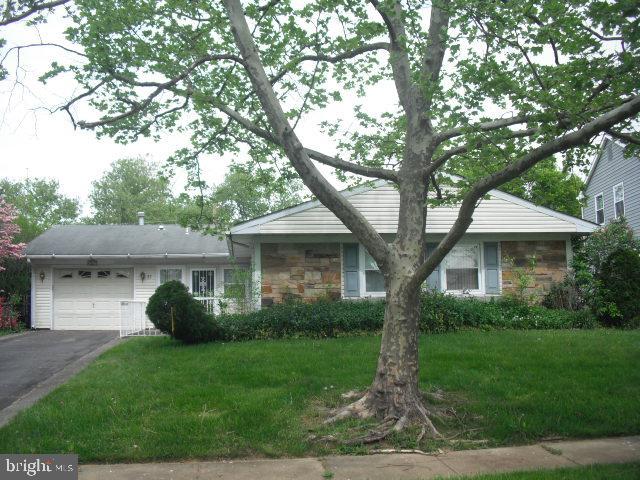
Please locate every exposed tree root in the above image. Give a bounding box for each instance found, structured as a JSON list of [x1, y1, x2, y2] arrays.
[[323, 388, 447, 445]]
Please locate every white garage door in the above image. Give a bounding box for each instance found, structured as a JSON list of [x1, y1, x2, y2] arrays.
[[53, 268, 133, 330]]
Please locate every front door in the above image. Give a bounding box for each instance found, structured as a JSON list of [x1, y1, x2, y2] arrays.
[[191, 269, 216, 314]]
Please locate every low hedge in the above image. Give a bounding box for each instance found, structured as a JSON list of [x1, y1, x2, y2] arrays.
[[214, 293, 598, 342]]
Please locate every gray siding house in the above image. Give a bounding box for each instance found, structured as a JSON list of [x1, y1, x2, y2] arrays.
[[583, 138, 640, 234]]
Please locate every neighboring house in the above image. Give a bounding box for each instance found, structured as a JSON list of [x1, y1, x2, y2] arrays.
[[582, 137, 640, 234], [28, 183, 596, 331], [26, 214, 250, 330]]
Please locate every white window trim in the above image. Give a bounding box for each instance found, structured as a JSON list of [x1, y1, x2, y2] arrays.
[[222, 266, 251, 297], [439, 242, 485, 296], [613, 182, 625, 219], [157, 266, 185, 286], [358, 244, 386, 298], [594, 192, 605, 224]]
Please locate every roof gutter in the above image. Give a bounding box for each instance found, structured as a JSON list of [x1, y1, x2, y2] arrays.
[[26, 253, 230, 260]]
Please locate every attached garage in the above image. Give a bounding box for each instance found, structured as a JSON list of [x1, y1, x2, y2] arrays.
[[53, 268, 133, 330], [26, 223, 251, 331]]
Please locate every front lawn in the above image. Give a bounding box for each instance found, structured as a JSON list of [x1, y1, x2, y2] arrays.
[[0, 330, 638, 463]]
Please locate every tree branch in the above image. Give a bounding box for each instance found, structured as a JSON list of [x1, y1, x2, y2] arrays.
[[434, 114, 533, 144], [428, 127, 539, 175], [411, 95, 640, 290], [75, 54, 244, 129], [0, 0, 71, 27], [268, 42, 390, 87], [420, 0, 450, 110], [368, 0, 416, 115], [606, 129, 640, 146], [223, 0, 390, 264]]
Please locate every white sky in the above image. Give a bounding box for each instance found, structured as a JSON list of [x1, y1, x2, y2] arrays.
[[0, 13, 398, 215]]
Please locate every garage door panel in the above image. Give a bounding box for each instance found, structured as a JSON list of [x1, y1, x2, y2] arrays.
[[53, 269, 133, 330]]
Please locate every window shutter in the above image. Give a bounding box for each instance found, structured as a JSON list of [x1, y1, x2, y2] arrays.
[[425, 243, 441, 291], [484, 242, 500, 294], [343, 244, 360, 297]]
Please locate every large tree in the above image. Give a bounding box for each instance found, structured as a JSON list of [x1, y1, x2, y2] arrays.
[[2, 0, 639, 439], [88, 157, 178, 224], [0, 178, 80, 243]]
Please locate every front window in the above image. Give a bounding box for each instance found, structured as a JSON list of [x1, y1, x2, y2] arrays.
[[595, 193, 604, 224], [444, 244, 480, 291], [613, 183, 625, 218], [224, 268, 248, 298], [364, 251, 385, 293], [191, 270, 215, 297], [160, 268, 182, 284]]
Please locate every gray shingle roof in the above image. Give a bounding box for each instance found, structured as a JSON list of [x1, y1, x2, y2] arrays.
[[26, 225, 243, 256]]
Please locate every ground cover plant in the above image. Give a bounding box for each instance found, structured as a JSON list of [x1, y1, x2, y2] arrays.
[[0, 330, 637, 463]]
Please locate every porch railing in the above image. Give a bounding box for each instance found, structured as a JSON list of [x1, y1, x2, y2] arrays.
[[120, 297, 255, 337]]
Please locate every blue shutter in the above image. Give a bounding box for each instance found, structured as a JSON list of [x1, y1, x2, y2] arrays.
[[425, 243, 441, 291], [343, 244, 360, 297], [484, 242, 500, 294]]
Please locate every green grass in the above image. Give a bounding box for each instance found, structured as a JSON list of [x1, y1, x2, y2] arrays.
[[0, 330, 638, 463], [438, 462, 640, 479]]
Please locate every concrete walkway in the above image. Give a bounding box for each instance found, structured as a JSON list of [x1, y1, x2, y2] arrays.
[[79, 436, 640, 479]]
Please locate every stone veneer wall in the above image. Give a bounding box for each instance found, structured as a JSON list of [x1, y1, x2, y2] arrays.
[[501, 240, 567, 298], [261, 243, 341, 305]]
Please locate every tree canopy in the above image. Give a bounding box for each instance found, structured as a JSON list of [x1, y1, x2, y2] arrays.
[[0, 178, 80, 243], [88, 157, 179, 224]]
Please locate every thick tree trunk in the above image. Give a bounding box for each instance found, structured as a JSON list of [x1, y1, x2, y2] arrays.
[[326, 266, 440, 440], [367, 274, 422, 419]]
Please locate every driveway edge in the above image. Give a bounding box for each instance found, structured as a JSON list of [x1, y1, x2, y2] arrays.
[[0, 336, 124, 429]]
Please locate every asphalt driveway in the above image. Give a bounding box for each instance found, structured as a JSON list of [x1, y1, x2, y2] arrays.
[[0, 330, 118, 411]]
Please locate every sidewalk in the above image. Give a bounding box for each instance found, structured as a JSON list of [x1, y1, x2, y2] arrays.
[[79, 436, 640, 480]]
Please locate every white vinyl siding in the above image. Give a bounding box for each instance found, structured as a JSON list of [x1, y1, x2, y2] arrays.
[[32, 266, 53, 328], [250, 184, 587, 235], [133, 266, 158, 302]]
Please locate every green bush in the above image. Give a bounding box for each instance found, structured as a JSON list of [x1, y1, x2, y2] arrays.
[[597, 248, 640, 328], [213, 292, 597, 342], [542, 274, 584, 311], [146, 281, 220, 344], [572, 218, 640, 324]]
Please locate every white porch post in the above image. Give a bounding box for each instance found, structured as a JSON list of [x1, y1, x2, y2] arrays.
[[253, 239, 262, 310]]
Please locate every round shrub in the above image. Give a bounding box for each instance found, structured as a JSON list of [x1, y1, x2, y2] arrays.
[[146, 280, 219, 344], [597, 248, 640, 328]]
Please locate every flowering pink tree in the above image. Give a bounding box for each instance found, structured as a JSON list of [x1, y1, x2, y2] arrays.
[[0, 197, 24, 271]]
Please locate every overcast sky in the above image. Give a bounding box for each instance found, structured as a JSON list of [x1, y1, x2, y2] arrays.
[[0, 12, 398, 215]]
